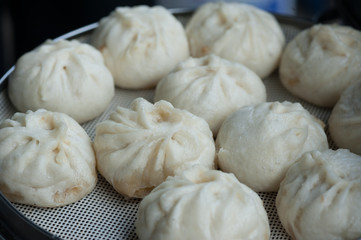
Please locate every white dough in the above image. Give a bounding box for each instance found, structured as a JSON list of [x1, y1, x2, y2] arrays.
[[329, 81, 361, 155], [93, 98, 215, 198], [280, 24, 361, 107], [276, 149, 361, 240], [135, 167, 270, 240], [0, 109, 97, 207], [186, 2, 285, 78], [154, 54, 266, 135], [216, 101, 329, 192], [91, 5, 189, 89], [8, 39, 114, 124]]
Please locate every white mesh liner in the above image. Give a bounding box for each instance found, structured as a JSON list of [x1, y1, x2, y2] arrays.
[[0, 13, 337, 240]]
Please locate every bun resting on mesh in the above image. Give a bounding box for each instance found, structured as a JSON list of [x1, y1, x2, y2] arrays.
[[276, 149, 361, 240], [280, 24, 361, 107], [216, 101, 329, 192], [154, 54, 266, 135], [0, 109, 97, 207], [8, 39, 114, 124], [329, 81, 361, 155], [93, 98, 215, 198], [185, 2, 285, 78], [90, 5, 189, 89], [135, 167, 270, 240]]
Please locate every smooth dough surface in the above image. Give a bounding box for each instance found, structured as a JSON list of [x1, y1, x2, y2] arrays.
[[276, 149, 361, 240], [186, 2, 285, 78], [93, 98, 215, 198], [280, 24, 361, 107], [8, 39, 114, 123], [91, 5, 189, 89], [135, 167, 270, 240], [216, 101, 329, 192], [0, 109, 97, 207], [329, 81, 361, 155], [154, 54, 266, 135]]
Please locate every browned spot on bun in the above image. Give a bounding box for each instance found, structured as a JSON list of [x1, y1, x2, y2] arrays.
[[287, 78, 300, 87], [54, 185, 84, 203], [201, 46, 209, 55], [294, 208, 304, 233], [99, 44, 106, 52], [207, 68, 216, 73]]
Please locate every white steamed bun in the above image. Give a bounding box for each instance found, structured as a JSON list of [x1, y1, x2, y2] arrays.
[[329, 81, 361, 155], [216, 101, 329, 192], [135, 167, 270, 240], [8, 39, 114, 123], [186, 2, 285, 78], [276, 149, 361, 240], [280, 24, 361, 107], [93, 98, 215, 198], [0, 109, 97, 207], [154, 54, 266, 135], [91, 5, 189, 89]]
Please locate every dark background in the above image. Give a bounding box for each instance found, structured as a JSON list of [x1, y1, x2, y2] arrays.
[[0, 0, 152, 77], [1, 0, 360, 77]]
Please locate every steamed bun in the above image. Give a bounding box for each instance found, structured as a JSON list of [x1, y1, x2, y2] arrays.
[[8, 39, 114, 123], [135, 167, 270, 240], [154, 54, 266, 135], [276, 149, 361, 240], [186, 2, 285, 78], [93, 98, 215, 198], [329, 81, 361, 155], [216, 101, 328, 192], [0, 109, 97, 207], [91, 5, 189, 89], [280, 24, 361, 107]]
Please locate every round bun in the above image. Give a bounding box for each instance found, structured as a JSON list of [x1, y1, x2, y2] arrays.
[[93, 98, 215, 198], [154, 54, 266, 135], [0, 109, 97, 207], [186, 2, 285, 78], [276, 149, 361, 240], [8, 39, 114, 124], [216, 101, 328, 192], [91, 5, 189, 89], [329, 81, 361, 155], [280, 24, 361, 107], [135, 167, 270, 240]]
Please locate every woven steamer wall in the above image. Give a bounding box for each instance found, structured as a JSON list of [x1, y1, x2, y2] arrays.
[[0, 12, 335, 240]]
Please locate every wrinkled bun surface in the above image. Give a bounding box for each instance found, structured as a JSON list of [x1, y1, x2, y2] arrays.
[[8, 39, 114, 123], [135, 167, 270, 240], [154, 54, 266, 135], [276, 149, 361, 240], [280, 24, 361, 107], [216, 101, 328, 192], [0, 109, 97, 207], [91, 5, 189, 89], [186, 2, 285, 78], [93, 98, 215, 198], [329, 81, 361, 155]]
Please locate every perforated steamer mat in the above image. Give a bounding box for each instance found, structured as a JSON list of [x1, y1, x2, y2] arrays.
[[0, 11, 337, 240]]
